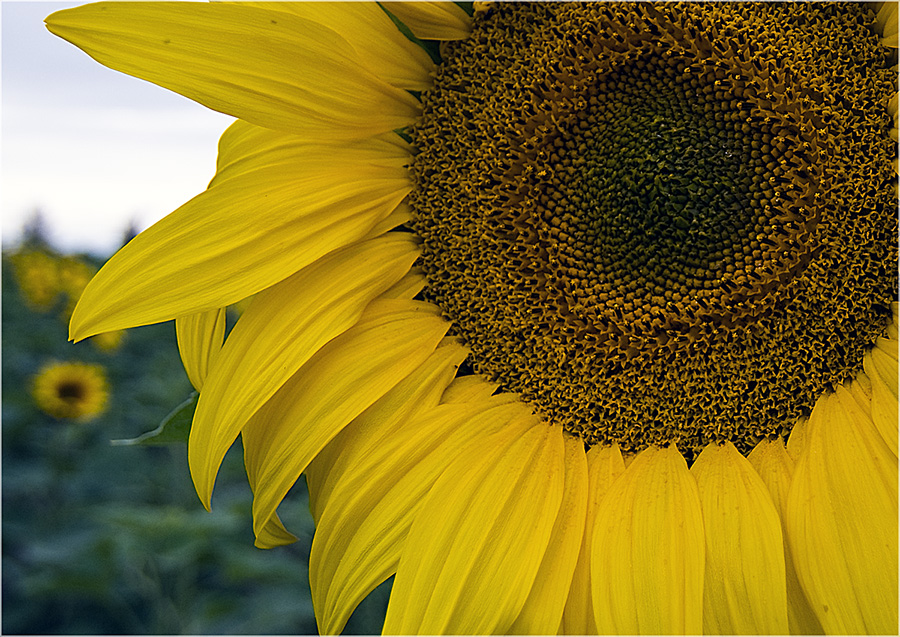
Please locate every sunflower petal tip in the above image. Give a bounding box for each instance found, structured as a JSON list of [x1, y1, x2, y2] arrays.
[[188, 459, 215, 512]]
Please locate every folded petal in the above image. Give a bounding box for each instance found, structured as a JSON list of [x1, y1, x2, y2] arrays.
[[747, 439, 824, 635], [190, 234, 420, 508], [786, 386, 898, 634], [440, 375, 502, 404], [175, 307, 227, 391], [864, 343, 899, 456], [383, 421, 565, 635], [248, 2, 434, 90], [211, 120, 410, 187], [559, 443, 625, 635], [70, 129, 411, 340], [309, 394, 536, 634], [591, 445, 705, 635], [305, 338, 464, 522], [786, 416, 810, 461], [509, 433, 589, 635], [242, 298, 449, 545], [691, 441, 788, 635], [383, 2, 472, 40], [379, 268, 427, 302], [46, 3, 420, 138]]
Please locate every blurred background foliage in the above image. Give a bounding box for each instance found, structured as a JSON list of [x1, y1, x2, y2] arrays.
[[2, 223, 390, 634]]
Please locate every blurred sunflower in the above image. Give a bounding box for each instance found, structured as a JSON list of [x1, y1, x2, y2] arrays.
[[32, 361, 109, 421], [47, 2, 898, 635], [56, 255, 97, 320], [90, 328, 127, 352], [10, 249, 62, 310]]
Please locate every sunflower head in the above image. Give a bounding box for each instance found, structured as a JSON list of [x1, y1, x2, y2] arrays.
[[44, 2, 898, 635], [31, 361, 109, 421]]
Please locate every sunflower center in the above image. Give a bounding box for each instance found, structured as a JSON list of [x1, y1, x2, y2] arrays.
[[410, 2, 897, 457], [57, 381, 85, 402]]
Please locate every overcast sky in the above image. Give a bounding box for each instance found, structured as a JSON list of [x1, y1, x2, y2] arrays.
[[2, 1, 235, 256]]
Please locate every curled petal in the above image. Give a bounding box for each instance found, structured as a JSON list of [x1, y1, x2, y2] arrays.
[[189, 235, 419, 509], [242, 298, 449, 545], [175, 307, 226, 391], [383, 2, 472, 40]]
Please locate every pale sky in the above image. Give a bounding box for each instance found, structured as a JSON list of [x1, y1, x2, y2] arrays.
[[2, 1, 236, 256]]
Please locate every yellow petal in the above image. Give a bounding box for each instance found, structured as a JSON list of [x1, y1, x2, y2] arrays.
[[211, 120, 410, 187], [851, 369, 874, 409], [303, 343, 467, 629], [509, 433, 589, 635], [383, 1, 472, 40], [440, 375, 501, 404], [887, 315, 898, 341], [591, 445, 705, 635], [876, 333, 899, 359], [383, 422, 565, 635], [559, 443, 625, 635], [189, 234, 420, 509], [247, 2, 434, 90], [786, 386, 898, 634], [370, 200, 413, 237], [70, 133, 411, 340], [305, 339, 467, 520], [786, 416, 809, 461], [379, 268, 427, 301], [242, 298, 449, 545], [865, 344, 899, 455], [876, 1, 899, 46], [253, 512, 298, 548], [175, 307, 227, 392], [691, 441, 788, 635], [747, 439, 824, 635], [310, 395, 534, 634], [46, 2, 420, 139]]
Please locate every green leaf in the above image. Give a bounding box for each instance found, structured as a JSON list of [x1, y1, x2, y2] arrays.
[[111, 393, 197, 446]]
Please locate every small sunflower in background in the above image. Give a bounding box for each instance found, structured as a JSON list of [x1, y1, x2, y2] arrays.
[[31, 361, 109, 421], [56, 256, 97, 320], [10, 249, 62, 311], [89, 329, 126, 352], [47, 2, 897, 635]]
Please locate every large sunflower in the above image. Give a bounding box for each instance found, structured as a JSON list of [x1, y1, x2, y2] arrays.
[[47, 2, 898, 634]]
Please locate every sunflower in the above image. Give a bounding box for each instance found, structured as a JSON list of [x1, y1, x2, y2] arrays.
[[47, 2, 898, 634], [10, 249, 62, 310], [56, 255, 98, 320], [32, 361, 109, 421]]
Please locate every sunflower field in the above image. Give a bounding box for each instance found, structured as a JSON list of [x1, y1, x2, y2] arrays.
[[2, 238, 390, 634]]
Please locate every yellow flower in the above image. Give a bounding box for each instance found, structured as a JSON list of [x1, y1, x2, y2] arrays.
[[10, 249, 61, 310], [48, 2, 898, 635], [56, 256, 97, 320], [90, 329, 126, 352], [31, 361, 109, 421]]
